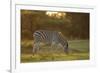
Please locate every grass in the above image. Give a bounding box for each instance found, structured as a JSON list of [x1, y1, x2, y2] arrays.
[[21, 40, 89, 63]]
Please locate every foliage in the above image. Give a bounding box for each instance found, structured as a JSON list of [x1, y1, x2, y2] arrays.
[[21, 10, 89, 40]]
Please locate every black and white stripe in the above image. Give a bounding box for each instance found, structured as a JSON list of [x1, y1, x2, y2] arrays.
[[33, 30, 68, 55]]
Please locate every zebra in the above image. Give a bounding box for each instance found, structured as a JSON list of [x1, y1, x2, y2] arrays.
[[32, 30, 68, 55]]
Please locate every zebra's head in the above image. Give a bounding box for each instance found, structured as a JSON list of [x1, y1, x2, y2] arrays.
[[63, 41, 68, 54]]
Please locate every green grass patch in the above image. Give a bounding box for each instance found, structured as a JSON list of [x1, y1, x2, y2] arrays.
[[21, 40, 89, 63]]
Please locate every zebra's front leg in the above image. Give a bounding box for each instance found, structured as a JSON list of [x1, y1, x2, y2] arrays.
[[51, 42, 57, 49]]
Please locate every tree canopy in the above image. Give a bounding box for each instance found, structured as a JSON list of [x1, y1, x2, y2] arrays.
[[21, 10, 89, 40]]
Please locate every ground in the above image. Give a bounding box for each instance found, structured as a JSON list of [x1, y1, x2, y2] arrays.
[[21, 40, 89, 63]]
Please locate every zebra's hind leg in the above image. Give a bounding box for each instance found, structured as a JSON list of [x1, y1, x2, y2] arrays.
[[32, 44, 36, 56], [32, 42, 40, 56]]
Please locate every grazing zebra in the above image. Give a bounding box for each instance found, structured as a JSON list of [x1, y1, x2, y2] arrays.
[[32, 30, 68, 55]]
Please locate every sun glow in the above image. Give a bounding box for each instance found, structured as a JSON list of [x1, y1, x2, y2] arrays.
[[46, 11, 66, 18]]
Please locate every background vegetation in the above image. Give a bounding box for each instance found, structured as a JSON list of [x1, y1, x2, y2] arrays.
[[21, 10, 89, 63], [21, 10, 89, 40]]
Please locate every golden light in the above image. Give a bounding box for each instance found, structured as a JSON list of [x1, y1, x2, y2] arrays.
[[46, 11, 58, 16], [46, 11, 66, 18]]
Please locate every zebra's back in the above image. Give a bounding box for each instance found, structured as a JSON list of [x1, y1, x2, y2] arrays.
[[33, 30, 59, 43]]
